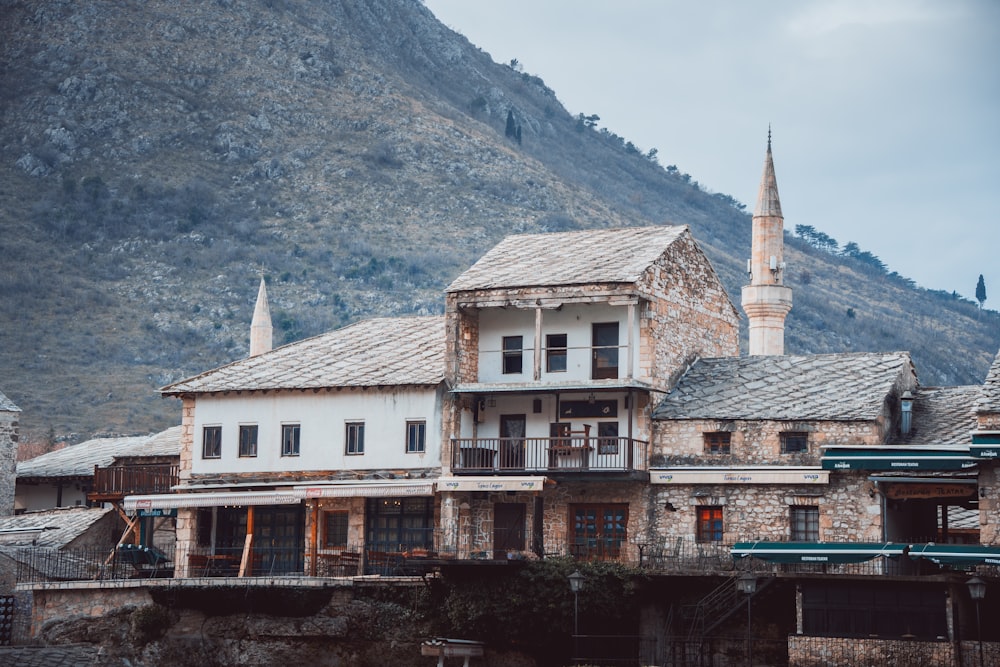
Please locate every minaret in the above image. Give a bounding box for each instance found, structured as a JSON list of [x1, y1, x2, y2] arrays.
[[741, 130, 792, 355], [249, 276, 273, 357]]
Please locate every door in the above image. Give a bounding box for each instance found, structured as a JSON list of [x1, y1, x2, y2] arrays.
[[494, 503, 526, 559], [500, 414, 526, 468], [252, 505, 305, 575], [592, 322, 620, 379]]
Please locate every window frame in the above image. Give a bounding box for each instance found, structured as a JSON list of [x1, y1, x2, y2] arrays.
[[202, 425, 222, 459], [323, 510, 349, 549], [346, 421, 365, 455], [790, 505, 820, 542], [545, 333, 568, 373], [780, 431, 809, 454], [597, 421, 619, 455], [502, 335, 523, 375], [238, 424, 258, 458], [704, 431, 732, 455], [696, 506, 724, 543], [281, 423, 301, 457], [405, 420, 426, 454]]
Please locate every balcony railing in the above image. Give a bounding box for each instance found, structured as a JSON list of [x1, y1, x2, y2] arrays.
[[451, 437, 647, 473], [90, 463, 179, 501]]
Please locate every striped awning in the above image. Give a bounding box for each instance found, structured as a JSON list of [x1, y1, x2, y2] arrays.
[[124, 490, 301, 511], [732, 541, 907, 564]]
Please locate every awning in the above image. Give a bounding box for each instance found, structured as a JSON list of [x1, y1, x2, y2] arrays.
[[907, 543, 1000, 567], [732, 541, 907, 564], [436, 476, 547, 492], [124, 490, 302, 511], [650, 467, 827, 485], [970, 432, 1000, 458], [296, 481, 435, 498], [821, 448, 977, 471]]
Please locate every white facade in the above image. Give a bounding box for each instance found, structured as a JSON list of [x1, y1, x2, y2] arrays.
[[189, 386, 444, 475]]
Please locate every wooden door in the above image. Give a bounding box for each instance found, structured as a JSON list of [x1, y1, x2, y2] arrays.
[[494, 503, 526, 559]]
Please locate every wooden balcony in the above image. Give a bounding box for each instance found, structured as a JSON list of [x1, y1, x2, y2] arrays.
[[451, 437, 647, 474], [89, 464, 179, 502]]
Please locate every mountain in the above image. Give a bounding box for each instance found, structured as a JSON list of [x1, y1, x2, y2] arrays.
[[1, 0, 997, 442]]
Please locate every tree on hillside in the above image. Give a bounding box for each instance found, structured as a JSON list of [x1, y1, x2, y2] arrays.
[[976, 274, 987, 309]]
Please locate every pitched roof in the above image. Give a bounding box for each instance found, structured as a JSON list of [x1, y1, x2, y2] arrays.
[[0, 389, 20, 412], [162, 316, 445, 395], [16, 426, 181, 480], [893, 386, 978, 446], [446, 225, 689, 292], [0, 507, 114, 548], [652, 352, 913, 421], [975, 348, 1000, 414]]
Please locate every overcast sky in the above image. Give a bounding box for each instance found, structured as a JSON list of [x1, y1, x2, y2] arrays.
[[423, 0, 1000, 303]]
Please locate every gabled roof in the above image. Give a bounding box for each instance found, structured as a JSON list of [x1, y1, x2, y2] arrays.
[[975, 348, 1000, 414], [446, 225, 689, 293], [16, 426, 181, 480], [0, 507, 114, 548], [162, 316, 445, 395], [0, 389, 20, 412], [652, 352, 913, 421], [893, 386, 978, 446]]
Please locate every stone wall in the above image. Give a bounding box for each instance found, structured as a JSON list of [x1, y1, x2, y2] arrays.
[[788, 634, 999, 666], [0, 409, 19, 517]]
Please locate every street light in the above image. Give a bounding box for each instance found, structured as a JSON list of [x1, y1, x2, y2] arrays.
[[736, 573, 757, 667], [967, 576, 986, 667], [568, 570, 585, 663]]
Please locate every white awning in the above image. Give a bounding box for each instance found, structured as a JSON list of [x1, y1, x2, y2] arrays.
[[436, 476, 547, 492], [296, 481, 435, 498], [650, 467, 828, 485], [124, 490, 302, 511]]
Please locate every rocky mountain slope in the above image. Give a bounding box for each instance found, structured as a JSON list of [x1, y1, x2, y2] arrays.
[[1, 0, 997, 441]]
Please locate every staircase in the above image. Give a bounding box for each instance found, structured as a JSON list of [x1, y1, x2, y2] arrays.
[[683, 574, 775, 642]]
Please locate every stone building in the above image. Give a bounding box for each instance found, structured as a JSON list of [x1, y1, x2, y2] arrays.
[[0, 390, 19, 517]]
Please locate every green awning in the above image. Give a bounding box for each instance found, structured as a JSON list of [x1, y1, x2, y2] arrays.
[[732, 541, 906, 564], [907, 543, 1000, 567], [821, 448, 977, 471], [970, 432, 1000, 458]]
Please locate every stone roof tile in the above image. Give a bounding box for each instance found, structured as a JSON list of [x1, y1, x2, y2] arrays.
[[0, 389, 20, 412], [975, 348, 1000, 414], [894, 386, 978, 446], [16, 432, 169, 479], [446, 225, 688, 292], [162, 316, 445, 395], [653, 352, 913, 421], [0, 507, 114, 548]]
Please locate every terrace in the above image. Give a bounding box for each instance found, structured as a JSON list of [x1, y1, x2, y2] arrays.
[[451, 436, 647, 475]]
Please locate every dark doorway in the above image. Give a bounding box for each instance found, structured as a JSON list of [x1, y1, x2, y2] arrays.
[[500, 414, 526, 468], [592, 322, 620, 379], [253, 505, 305, 575], [494, 503, 526, 558]]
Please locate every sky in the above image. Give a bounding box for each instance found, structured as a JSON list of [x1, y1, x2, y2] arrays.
[[422, 0, 1000, 302]]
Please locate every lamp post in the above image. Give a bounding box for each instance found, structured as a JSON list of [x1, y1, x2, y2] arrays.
[[736, 572, 757, 667], [568, 570, 585, 663], [967, 576, 986, 667]]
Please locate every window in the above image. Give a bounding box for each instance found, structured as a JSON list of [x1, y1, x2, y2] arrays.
[[502, 336, 523, 374], [781, 431, 809, 453], [569, 504, 628, 561], [591, 322, 619, 379], [406, 420, 426, 453], [202, 426, 222, 459], [324, 511, 349, 548], [238, 424, 258, 457], [696, 506, 724, 542], [791, 506, 820, 542], [281, 424, 300, 456], [346, 421, 365, 455], [704, 432, 731, 454], [597, 421, 619, 454], [546, 333, 567, 372]]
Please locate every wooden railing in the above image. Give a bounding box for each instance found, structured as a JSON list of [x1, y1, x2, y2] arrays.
[[90, 463, 179, 501], [451, 437, 647, 473]]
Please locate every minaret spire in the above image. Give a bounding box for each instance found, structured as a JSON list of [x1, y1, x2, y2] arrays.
[[741, 130, 793, 355], [249, 275, 273, 357]]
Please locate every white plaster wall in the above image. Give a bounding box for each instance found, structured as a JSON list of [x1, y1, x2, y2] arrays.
[[189, 386, 442, 475], [15, 482, 89, 511], [476, 303, 640, 384]]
